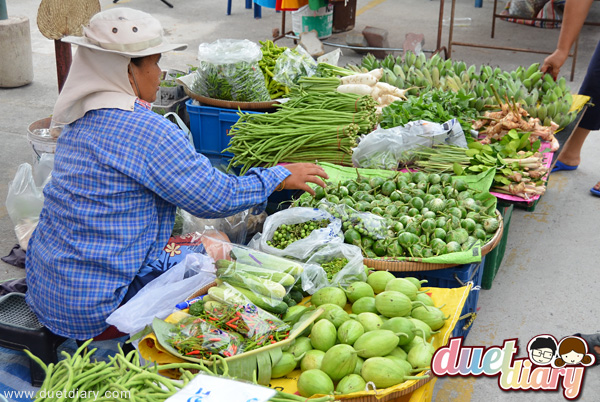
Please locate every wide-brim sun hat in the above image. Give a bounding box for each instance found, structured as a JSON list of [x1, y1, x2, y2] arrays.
[[61, 7, 187, 57]]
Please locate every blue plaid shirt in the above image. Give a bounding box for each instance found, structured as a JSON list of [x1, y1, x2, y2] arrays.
[[25, 101, 289, 340]]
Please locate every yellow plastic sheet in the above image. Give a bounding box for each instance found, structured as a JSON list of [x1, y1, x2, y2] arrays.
[[139, 286, 471, 400], [570, 94, 590, 113]]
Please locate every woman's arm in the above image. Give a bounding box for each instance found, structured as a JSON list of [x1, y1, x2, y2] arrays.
[[541, 0, 594, 79], [142, 125, 326, 219]]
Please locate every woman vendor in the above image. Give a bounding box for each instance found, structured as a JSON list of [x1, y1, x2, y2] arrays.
[[25, 7, 328, 341]]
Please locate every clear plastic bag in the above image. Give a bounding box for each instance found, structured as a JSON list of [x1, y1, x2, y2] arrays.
[[193, 39, 270, 102], [301, 243, 366, 294], [105, 253, 216, 337], [317, 200, 391, 241], [352, 119, 468, 169], [165, 292, 290, 359], [250, 207, 343, 261], [273, 46, 318, 88], [180, 208, 250, 245], [166, 314, 245, 358], [194, 234, 303, 300], [5, 163, 51, 250]]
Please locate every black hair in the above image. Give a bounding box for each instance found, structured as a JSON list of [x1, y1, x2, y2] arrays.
[[530, 337, 557, 353], [130, 57, 144, 67]]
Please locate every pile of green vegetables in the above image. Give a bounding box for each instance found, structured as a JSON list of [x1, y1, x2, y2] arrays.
[[321, 257, 350, 281], [380, 87, 479, 134], [296, 171, 499, 259], [258, 40, 290, 99], [272, 274, 444, 396], [225, 92, 378, 174], [360, 51, 576, 128], [267, 220, 331, 249]]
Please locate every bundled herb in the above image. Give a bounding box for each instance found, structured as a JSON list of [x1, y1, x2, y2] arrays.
[[413, 130, 549, 200], [381, 88, 479, 133]]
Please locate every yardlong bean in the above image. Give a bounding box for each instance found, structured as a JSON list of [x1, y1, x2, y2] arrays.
[[225, 92, 378, 174], [25, 339, 338, 402]]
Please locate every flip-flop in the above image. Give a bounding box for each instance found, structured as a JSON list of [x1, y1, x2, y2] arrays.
[[591, 188, 600, 197], [574, 333, 600, 365], [551, 160, 578, 173]]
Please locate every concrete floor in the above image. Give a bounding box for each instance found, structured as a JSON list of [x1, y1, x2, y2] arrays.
[[1, 0, 599, 400]]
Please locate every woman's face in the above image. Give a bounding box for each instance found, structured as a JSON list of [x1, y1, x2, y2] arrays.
[[128, 54, 162, 103]]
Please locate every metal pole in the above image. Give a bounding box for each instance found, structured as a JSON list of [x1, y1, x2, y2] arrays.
[[0, 0, 8, 20]]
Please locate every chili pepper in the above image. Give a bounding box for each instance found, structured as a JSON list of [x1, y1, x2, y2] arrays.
[[185, 350, 201, 356]]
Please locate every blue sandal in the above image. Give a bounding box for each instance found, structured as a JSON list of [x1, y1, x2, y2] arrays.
[[591, 188, 600, 197], [551, 160, 579, 173]]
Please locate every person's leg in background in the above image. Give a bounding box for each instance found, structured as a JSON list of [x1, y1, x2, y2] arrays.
[[553, 39, 600, 195]]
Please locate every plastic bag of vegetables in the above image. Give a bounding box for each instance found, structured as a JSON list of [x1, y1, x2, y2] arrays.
[[272, 46, 318, 88], [352, 119, 468, 170], [301, 243, 366, 294], [249, 207, 343, 261], [193, 39, 270, 102]]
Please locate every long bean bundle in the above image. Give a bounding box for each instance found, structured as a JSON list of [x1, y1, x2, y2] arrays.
[[26, 339, 335, 402], [225, 93, 378, 175]]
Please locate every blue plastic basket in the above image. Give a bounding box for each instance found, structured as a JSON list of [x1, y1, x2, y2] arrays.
[[392, 258, 485, 339], [186, 100, 262, 159]]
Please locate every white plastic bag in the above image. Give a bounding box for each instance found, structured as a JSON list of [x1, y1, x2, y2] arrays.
[[106, 253, 216, 337], [6, 163, 50, 250], [301, 243, 366, 294], [250, 207, 343, 261], [352, 119, 468, 169]]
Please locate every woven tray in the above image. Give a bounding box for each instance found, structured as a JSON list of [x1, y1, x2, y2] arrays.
[[183, 87, 280, 111], [365, 210, 504, 272]]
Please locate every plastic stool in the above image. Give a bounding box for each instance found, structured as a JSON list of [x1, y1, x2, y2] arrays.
[[227, 0, 262, 18], [0, 293, 67, 386]]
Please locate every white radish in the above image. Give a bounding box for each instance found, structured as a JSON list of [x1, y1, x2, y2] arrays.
[[337, 84, 374, 96], [369, 68, 384, 80], [378, 94, 402, 106], [374, 82, 408, 99], [340, 73, 378, 86], [370, 85, 383, 101]]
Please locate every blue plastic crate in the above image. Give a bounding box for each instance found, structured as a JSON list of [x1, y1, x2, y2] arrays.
[[186, 100, 262, 156], [392, 258, 485, 340]]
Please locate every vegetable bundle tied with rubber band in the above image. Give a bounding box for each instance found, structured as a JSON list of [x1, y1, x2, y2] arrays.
[[225, 92, 378, 175]]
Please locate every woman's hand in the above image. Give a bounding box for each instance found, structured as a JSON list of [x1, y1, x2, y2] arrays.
[[541, 49, 569, 80], [280, 163, 329, 196]]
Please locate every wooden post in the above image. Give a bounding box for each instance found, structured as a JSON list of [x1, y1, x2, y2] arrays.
[[54, 39, 72, 93]]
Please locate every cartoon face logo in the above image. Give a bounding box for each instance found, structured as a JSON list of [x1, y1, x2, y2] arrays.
[[553, 336, 596, 368], [528, 335, 557, 366]]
